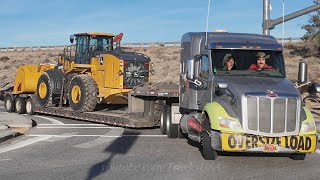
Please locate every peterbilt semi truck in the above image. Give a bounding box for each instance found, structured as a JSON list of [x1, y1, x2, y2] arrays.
[[2, 32, 318, 160], [159, 32, 318, 160]]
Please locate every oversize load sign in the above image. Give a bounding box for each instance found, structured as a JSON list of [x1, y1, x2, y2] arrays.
[[221, 133, 317, 153]]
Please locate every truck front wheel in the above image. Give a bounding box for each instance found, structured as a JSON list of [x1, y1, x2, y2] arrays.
[[201, 116, 217, 160], [15, 97, 26, 114]]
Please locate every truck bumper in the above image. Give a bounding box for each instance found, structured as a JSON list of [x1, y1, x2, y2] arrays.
[[211, 131, 317, 154]]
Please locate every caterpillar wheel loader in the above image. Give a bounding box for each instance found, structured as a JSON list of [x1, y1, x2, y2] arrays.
[[5, 32, 152, 113]]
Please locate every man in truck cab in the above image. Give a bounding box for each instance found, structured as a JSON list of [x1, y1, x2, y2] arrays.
[[249, 52, 274, 70]]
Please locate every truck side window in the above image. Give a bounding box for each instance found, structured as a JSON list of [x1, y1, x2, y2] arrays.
[[199, 55, 209, 79]]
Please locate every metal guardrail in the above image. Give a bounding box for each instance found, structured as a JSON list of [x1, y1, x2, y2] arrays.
[[0, 38, 301, 52]]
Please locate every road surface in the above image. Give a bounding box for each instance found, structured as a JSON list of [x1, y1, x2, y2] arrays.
[[0, 102, 319, 180]]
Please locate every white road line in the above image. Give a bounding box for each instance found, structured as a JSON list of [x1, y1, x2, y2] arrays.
[[33, 115, 64, 125], [36, 127, 123, 129], [0, 136, 52, 154], [0, 158, 12, 161], [27, 134, 167, 138], [43, 132, 78, 142], [316, 149, 320, 155], [73, 128, 124, 148]]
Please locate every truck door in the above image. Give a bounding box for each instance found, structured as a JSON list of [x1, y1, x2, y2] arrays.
[[196, 54, 212, 109]]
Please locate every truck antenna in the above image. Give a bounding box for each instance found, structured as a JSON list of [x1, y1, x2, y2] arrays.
[[205, 0, 211, 49]]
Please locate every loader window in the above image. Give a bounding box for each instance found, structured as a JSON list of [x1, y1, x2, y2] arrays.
[[75, 35, 90, 64], [90, 36, 110, 52]]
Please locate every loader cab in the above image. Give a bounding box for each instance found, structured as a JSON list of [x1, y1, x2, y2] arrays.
[[71, 32, 114, 64]]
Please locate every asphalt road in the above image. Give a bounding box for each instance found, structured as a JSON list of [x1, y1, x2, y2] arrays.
[[0, 103, 320, 180]]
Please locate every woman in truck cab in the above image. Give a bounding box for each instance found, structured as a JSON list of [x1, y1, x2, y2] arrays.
[[222, 54, 236, 71]]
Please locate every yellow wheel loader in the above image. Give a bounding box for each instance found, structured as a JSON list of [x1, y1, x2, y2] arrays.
[[26, 32, 151, 112]]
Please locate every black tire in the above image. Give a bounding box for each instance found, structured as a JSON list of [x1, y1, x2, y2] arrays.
[[177, 125, 185, 139], [289, 154, 306, 160], [36, 73, 53, 107], [160, 105, 167, 135], [201, 115, 218, 160], [4, 95, 14, 113], [68, 75, 97, 112], [166, 105, 178, 138], [26, 98, 35, 115], [15, 97, 26, 114]]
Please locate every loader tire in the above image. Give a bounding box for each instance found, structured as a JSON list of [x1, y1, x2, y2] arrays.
[[68, 75, 97, 112], [15, 96, 26, 114], [4, 95, 14, 113], [36, 73, 53, 107]]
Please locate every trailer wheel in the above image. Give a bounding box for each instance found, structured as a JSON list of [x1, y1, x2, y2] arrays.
[[166, 105, 178, 138], [201, 115, 217, 160], [68, 75, 97, 112], [26, 98, 35, 115], [289, 153, 306, 160], [160, 105, 167, 135], [36, 73, 53, 107], [15, 97, 26, 114], [4, 95, 14, 113]]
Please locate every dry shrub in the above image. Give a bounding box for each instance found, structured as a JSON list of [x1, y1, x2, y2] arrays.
[[0, 56, 10, 62]]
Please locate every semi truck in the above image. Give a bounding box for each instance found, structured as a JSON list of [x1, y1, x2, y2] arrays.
[[2, 32, 319, 160]]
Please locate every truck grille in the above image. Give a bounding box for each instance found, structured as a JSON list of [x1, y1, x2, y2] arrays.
[[245, 95, 299, 136], [124, 62, 149, 88]]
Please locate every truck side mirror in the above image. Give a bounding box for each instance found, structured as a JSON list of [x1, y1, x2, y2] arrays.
[[187, 59, 195, 80], [298, 61, 308, 84], [70, 35, 75, 44]]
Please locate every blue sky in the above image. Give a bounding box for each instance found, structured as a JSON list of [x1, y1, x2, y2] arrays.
[[0, 0, 317, 47]]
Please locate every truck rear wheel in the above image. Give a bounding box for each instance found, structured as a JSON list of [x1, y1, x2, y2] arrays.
[[15, 97, 26, 114], [201, 116, 217, 160], [4, 95, 14, 113], [36, 73, 53, 107], [26, 98, 35, 115], [68, 75, 97, 112], [160, 105, 167, 135], [166, 105, 178, 138]]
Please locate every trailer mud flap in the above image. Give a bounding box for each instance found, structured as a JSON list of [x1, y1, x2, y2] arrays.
[[221, 133, 317, 153]]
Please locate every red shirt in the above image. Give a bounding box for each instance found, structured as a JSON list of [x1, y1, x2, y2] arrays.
[[249, 64, 275, 70]]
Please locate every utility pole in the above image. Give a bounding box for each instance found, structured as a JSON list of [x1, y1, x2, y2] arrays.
[[263, 0, 320, 35]]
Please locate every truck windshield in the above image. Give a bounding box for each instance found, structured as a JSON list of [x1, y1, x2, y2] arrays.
[[211, 49, 285, 78]]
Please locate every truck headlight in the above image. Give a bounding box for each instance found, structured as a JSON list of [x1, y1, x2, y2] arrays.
[[300, 121, 316, 133], [218, 117, 242, 131]]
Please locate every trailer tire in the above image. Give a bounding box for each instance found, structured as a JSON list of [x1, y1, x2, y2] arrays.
[[160, 105, 167, 135], [166, 105, 178, 138], [289, 153, 306, 160], [4, 95, 14, 113], [201, 115, 217, 160], [26, 98, 35, 115], [15, 97, 26, 114], [36, 73, 53, 107], [68, 75, 97, 112]]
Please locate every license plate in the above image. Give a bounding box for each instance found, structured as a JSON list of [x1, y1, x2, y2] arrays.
[[264, 144, 278, 152]]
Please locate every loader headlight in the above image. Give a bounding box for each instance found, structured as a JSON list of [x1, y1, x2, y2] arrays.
[[300, 121, 316, 133], [218, 117, 242, 131]]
